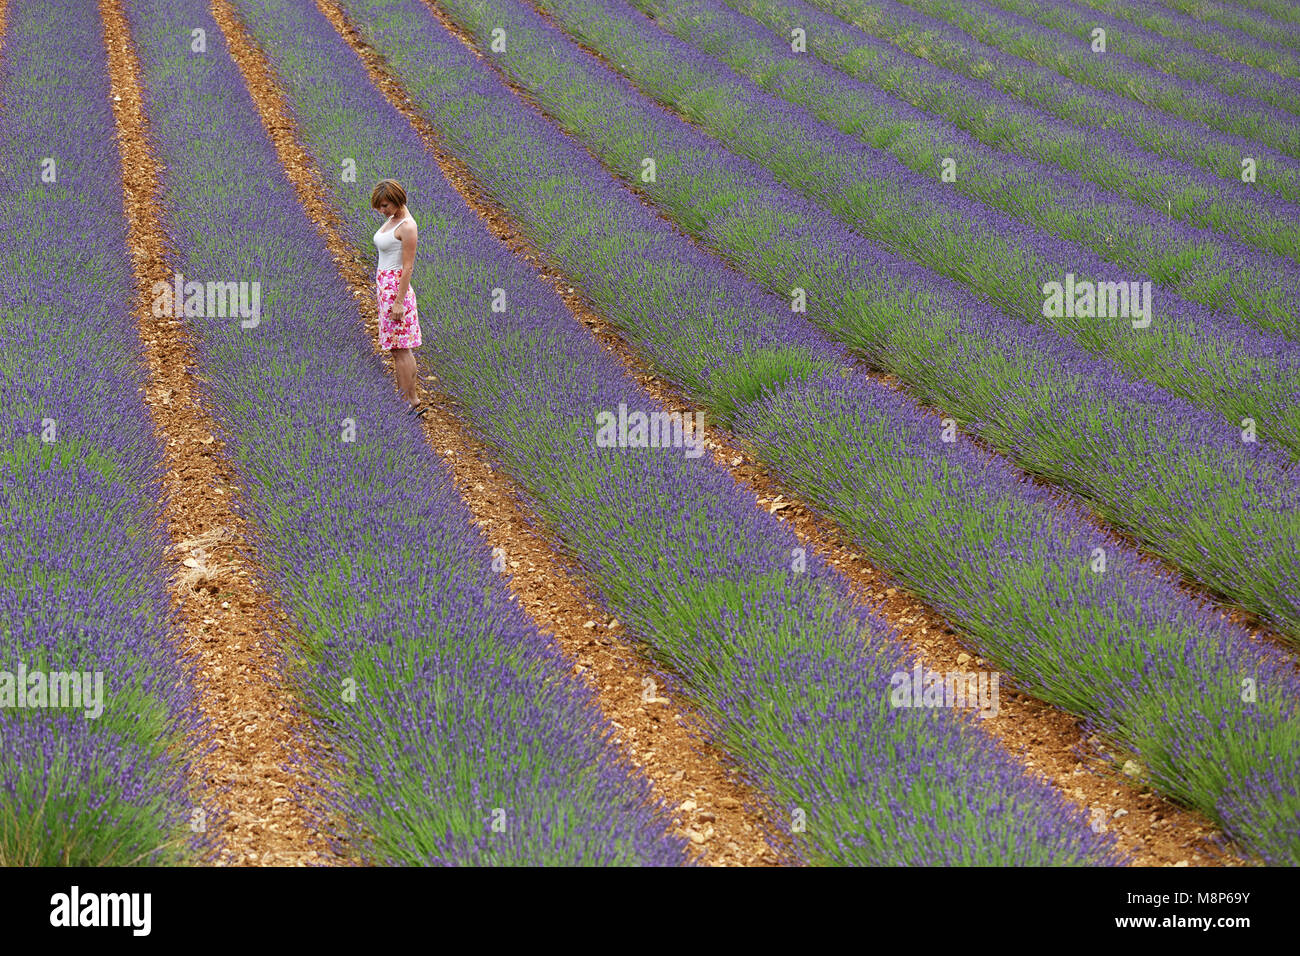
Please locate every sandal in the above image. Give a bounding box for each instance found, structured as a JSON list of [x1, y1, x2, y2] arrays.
[[408, 402, 431, 418]]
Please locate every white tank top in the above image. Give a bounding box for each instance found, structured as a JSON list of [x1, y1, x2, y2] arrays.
[[374, 214, 412, 272]]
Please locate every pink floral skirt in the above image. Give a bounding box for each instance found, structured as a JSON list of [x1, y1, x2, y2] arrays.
[[376, 268, 421, 350]]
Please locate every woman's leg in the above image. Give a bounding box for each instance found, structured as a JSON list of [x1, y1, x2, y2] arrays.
[[392, 347, 418, 405]]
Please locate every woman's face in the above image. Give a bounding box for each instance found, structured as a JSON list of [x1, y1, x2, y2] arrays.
[[377, 199, 398, 218]]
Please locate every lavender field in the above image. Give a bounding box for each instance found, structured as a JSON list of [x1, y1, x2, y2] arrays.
[[2, 0, 1297, 873]]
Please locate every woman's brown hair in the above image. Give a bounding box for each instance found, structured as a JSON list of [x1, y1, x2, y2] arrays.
[[371, 179, 407, 210]]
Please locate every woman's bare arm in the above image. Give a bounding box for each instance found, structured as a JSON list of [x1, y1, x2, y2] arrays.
[[390, 220, 419, 316]]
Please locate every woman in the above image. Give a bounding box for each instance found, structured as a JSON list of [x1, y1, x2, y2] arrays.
[[371, 179, 427, 416]]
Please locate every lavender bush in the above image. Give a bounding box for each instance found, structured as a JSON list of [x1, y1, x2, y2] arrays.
[[1158, 0, 1300, 48], [1050, 0, 1300, 78], [737, 373, 1300, 864]]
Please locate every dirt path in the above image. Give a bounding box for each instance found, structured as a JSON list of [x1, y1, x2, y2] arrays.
[[100, 0, 332, 867], [330, 0, 1245, 866], [213, 0, 782, 865]]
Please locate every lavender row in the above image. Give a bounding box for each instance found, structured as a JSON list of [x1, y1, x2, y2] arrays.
[[979, 0, 1300, 114], [120, 0, 685, 866], [0, 0, 209, 865], [1058, 0, 1300, 76], [630, 0, 1300, 333], [324, 0, 1295, 862], [795, 0, 1300, 202], [231, 0, 1118, 866], [888, 0, 1300, 156], [719, 0, 1300, 259], [1156, 0, 1300, 49], [421, 0, 1300, 640]]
